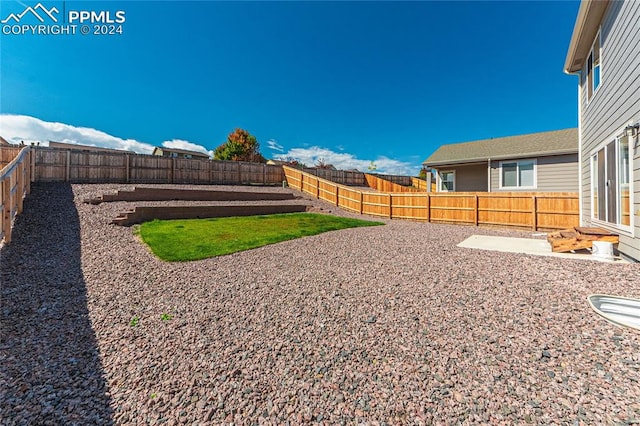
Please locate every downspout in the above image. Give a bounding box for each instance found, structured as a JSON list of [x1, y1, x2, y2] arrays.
[[565, 69, 583, 226], [487, 158, 491, 192]]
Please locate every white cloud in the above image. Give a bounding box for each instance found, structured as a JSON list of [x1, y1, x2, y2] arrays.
[[161, 139, 209, 155], [266, 139, 284, 152], [277, 146, 420, 176], [0, 114, 210, 156]]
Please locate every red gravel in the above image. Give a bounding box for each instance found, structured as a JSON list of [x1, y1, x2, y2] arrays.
[[2, 182, 640, 425]]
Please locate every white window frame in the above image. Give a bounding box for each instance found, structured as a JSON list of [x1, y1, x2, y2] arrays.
[[585, 30, 602, 103], [439, 170, 455, 192], [589, 128, 634, 236], [498, 159, 537, 190]]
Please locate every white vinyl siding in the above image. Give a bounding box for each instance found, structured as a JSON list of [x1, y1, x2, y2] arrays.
[[578, 0, 640, 260]]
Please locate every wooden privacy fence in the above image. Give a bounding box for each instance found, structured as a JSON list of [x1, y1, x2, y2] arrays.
[[31, 147, 284, 184], [365, 174, 419, 193], [301, 168, 365, 186], [0, 146, 31, 243], [410, 177, 435, 192], [283, 166, 579, 231]]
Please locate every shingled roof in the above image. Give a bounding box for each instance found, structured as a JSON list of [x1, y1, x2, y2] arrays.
[[423, 128, 578, 167]]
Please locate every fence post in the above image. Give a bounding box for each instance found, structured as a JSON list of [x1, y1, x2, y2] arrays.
[[26, 149, 32, 194], [474, 194, 478, 226], [426, 194, 430, 222], [335, 185, 339, 206], [17, 161, 24, 214], [532, 196, 537, 231], [389, 194, 393, 219], [263, 164, 266, 185], [237, 162, 242, 184], [359, 191, 363, 214], [65, 150, 71, 182], [301, 172, 304, 192], [30, 148, 35, 184], [316, 177, 320, 199], [126, 154, 130, 183], [2, 177, 11, 243]]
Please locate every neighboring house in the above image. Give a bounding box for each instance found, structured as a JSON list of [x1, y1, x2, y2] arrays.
[[152, 147, 210, 160], [564, 0, 639, 260], [423, 128, 579, 193], [48, 141, 129, 153], [0, 136, 11, 146]]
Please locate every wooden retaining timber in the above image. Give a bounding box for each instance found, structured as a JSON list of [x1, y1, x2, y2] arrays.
[[111, 204, 310, 226], [85, 187, 297, 204], [283, 165, 579, 231], [547, 227, 619, 253]]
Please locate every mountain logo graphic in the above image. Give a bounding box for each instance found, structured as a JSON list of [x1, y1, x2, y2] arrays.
[[1, 3, 59, 24]]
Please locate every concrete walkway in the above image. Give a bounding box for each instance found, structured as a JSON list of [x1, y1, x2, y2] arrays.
[[457, 234, 628, 263]]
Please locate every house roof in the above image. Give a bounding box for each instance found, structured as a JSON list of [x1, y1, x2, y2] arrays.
[[564, 0, 610, 73], [153, 146, 210, 158], [423, 128, 578, 167]]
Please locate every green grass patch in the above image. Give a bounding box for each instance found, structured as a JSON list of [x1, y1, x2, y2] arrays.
[[138, 213, 383, 262]]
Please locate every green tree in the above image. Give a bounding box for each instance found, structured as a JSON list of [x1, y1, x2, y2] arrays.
[[214, 128, 265, 162], [418, 167, 428, 180]]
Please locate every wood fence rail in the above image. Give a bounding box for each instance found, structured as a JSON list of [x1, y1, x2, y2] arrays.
[[0, 146, 31, 244], [283, 165, 579, 231], [29, 147, 284, 185]]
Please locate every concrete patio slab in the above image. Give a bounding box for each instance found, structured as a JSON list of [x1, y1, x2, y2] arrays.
[[458, 234, 629, 263]]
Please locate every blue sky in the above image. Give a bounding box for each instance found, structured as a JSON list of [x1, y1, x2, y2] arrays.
[[0, 1, 580, 175]]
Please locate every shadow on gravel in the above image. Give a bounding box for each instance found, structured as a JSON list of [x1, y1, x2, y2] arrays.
[[0, 183, 113, 424]]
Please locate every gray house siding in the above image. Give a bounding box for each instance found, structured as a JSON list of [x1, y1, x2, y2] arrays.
[[489, 154, 579, 192], [578, 0, 640, 260], [444, 163, 487, 192]]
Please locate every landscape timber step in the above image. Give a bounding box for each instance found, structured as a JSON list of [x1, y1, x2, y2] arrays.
[[547, 227, 619, 253], [85, 187, 298, 204], [111, 204, 311, 226]]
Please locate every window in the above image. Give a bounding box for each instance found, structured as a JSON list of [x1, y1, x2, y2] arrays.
[[591, 134, 631, 228], [586, 31, 602, 101], [499, 159, 536, 189], [440, 170, 455, 191]]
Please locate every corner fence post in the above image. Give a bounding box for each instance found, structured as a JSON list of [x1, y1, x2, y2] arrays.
[[426, 194, 430, 222], [29, 148, 35, 187], [474, 194, 479, 226], [65, 150, 71, 181], [532, 195, 538, 231], [2, 177, 11, 243]]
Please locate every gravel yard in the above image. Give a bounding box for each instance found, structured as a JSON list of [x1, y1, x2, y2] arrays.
[[2, 182, 640, 425]]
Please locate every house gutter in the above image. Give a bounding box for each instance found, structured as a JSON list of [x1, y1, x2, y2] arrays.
[[423, 149, 578, 168], [564, 68, 583, 226], [564, 0, 610, 73]]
